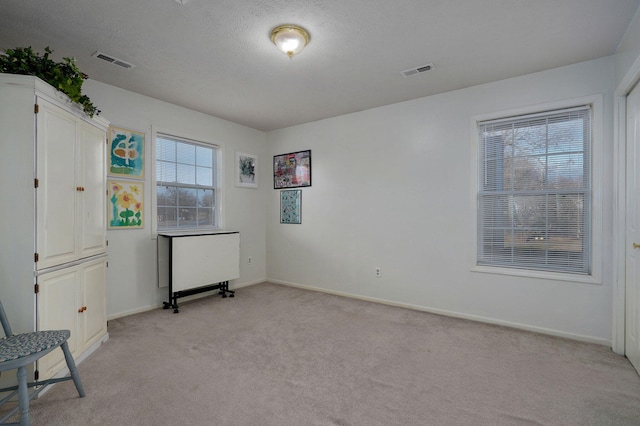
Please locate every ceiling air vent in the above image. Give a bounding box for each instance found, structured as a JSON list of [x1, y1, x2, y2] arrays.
[[401, 63, 435, 78], [92, 51, 135, 69]]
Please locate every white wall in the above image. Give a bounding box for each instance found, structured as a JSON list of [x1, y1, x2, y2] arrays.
[[82, 56, 618, 341], [266, 57, 615, 344], [615, 5, 640, 89], [83, 81, 268, 319]]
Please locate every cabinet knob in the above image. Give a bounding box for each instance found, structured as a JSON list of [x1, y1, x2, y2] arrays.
[[76, 186, 86, 192], [78, 306, 87, 313], [634, 243, 640, 250]]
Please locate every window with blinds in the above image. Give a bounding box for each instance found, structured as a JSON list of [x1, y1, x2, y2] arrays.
[[477, 106, 591, 274], [156, 134, 218, 230]]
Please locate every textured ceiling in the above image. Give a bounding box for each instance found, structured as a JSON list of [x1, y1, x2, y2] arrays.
[[0, 0, 638, 131]]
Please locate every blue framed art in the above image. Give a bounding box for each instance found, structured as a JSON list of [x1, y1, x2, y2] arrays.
[[280, 190, 302, 224], [108, 126, 145, 179]]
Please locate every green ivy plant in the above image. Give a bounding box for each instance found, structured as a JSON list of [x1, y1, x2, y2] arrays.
[[0, 46, 100, 117]]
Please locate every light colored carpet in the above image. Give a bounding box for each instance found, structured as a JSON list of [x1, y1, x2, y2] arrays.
[[5, 282, 640, 425]]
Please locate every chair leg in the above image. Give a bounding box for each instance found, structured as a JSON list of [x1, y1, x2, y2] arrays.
[[61, 341, 85, 398], [16, 366, 29, 426]]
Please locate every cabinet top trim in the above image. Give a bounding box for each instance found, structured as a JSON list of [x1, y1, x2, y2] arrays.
[[0, 74, 109, 130]]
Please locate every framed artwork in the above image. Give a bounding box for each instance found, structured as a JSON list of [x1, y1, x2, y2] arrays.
[[108, 126, 145, 179], [280, 190, 302, 224], [108, 180, 144, 229], [236, 152, 258, 188], [273, 150, 311, 189]]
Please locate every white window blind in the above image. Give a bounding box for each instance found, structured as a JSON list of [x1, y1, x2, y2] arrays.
[[477, 106, 591, 274], [156, 134, 218, 230]]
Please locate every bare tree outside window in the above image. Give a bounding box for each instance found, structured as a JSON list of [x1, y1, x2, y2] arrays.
[[156, 135, 217, 230], [478, 107, 591, 274]]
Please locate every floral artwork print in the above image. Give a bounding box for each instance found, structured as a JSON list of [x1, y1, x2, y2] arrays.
[[108, 180, 144, 228]]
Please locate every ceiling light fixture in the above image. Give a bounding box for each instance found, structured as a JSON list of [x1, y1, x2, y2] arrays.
[[270, 24, 310, 59]]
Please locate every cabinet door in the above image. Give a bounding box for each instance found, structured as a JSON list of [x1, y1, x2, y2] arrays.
[[79, 258, 107, 352], [37, 266, 80, 380], [36, 99, 77, 269], [78, 121, 107, 258], [37, 258, 107, 380]]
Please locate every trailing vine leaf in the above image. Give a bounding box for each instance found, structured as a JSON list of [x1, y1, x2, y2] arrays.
[[0, 46, 100, 117]]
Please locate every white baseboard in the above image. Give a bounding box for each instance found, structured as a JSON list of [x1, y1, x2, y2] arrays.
[[108, 304, 158, 321], [230, 279, 264, 289], [268, 279, 611, 347], [107, 279, 265, 321]]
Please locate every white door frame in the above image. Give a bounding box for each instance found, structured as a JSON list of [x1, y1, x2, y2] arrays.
[[613, 54, 640, 355]]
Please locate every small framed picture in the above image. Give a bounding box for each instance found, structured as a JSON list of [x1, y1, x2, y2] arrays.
[[280, 190, 302, 224], [236, 152, 258, 188], [108, 126, 145, 179], [273, 150, 311, 189]]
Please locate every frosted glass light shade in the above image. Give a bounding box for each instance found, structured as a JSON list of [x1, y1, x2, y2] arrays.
[[271, 25, 310, 58]]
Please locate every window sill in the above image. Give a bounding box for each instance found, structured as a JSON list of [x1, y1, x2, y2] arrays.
[[470, 264, 601, 285]]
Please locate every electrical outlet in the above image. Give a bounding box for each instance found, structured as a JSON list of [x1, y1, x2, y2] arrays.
[[248, 256, 252, 264], [375, 267, 381, 277]]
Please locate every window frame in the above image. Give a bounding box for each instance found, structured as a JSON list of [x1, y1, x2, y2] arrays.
[[469, 96, 603, 284], [151, 129, 223, 235]]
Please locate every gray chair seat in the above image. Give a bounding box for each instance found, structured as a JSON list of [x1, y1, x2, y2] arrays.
[[0, 330, 70, 363]]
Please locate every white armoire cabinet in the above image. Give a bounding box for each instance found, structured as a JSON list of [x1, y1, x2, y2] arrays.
[[0, 74, 109, 382]]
